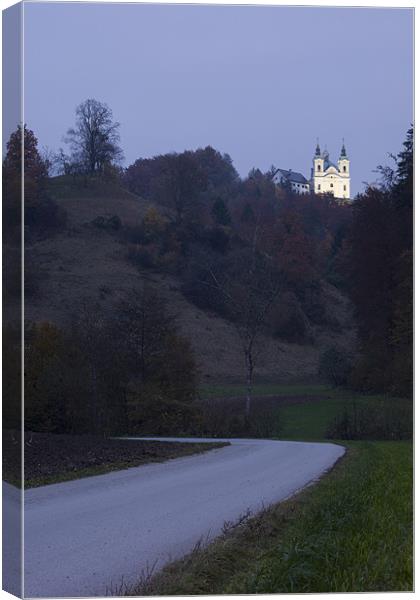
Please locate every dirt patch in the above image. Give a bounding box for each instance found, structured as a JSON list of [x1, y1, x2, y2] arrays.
[[3, 430, 227, 488]]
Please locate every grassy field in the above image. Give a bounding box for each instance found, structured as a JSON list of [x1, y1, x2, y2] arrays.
[[129, 441, 413, 595]]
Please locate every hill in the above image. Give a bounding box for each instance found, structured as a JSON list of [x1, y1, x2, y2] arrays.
[[24, 176, 356, 385]]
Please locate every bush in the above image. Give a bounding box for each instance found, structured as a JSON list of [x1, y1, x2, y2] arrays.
[[319, 346, 353, 386], [25, 195, 67, 238], [348, 349, 394, 394], [127, 244, 156, 269], [204, 226, 230, 253], [180, 259, 230, 318], [91, 214, 121, 231], [3, 324, 21, 430], [326, 400, 412, 440], [270, 292, 312, 344], [199, 396, 283, 438], [127, 384, 200, 436]]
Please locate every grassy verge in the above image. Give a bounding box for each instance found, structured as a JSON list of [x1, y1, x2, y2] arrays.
[[3, 431, 228, 488], [127, 441, 413, 595]]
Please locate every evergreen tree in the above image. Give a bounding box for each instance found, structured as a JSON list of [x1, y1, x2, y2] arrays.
[[211, 197, 231, 226]]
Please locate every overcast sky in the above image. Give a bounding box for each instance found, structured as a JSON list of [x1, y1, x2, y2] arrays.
[[22, 2, 413, 195]]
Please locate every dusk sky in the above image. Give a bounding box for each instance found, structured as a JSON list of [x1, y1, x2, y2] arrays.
[[23, 2, 413, 196]]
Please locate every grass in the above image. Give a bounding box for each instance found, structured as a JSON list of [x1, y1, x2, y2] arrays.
[[199, 382, 333, 400], [278, 397, 348, 439], [127, 441, 413, 595]]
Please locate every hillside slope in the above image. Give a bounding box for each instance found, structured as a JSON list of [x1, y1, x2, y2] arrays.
[[25, 177, 356, 384]]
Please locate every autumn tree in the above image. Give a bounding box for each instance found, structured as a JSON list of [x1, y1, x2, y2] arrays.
[[66, 99, 123, 174], [3, 125, 48, 237]]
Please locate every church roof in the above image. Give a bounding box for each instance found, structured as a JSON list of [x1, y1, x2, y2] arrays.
[[323, 157, 339, 171], [276, 168, 309, 184]]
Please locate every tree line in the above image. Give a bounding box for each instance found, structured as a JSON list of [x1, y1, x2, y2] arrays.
[[341, 128, 413, 396], [5, 288, 198, 435]]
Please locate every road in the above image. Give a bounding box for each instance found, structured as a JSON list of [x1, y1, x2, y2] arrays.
[[23, 438, 345, 597]]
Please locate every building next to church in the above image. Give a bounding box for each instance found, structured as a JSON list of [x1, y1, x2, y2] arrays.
[[272, 142, 351, 200], [273, 168, 311, 195]]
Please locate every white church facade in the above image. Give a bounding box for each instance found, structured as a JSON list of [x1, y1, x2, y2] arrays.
[[273, 142, 351, 200]]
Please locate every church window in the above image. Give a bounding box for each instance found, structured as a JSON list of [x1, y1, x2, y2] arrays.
[[330, 183, 333, 188], [317, 165, 321, 171], [343, 165, 347, 172], [317, 184, 321, 190], [344, 185, 347, 191]]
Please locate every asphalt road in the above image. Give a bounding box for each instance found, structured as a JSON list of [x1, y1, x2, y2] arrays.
[[23, 438, 345, 597]]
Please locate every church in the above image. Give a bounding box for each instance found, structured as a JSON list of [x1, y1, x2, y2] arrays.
[[273, 142, 351, 200]]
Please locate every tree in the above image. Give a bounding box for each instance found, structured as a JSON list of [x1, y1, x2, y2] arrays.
[[191, 146, 239, 190], [158, 152, 207, 225], [3, 125, 65, 241], [211, 197, 231, 226], [202, 219, 282, 415], [117, 287, 199, 433], [66, 99, 123, 174], [343, 127, 413, 395], [3, 125, 48, 234]]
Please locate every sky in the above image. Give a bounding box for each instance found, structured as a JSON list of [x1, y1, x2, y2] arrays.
[[21, 2, 413, 196]]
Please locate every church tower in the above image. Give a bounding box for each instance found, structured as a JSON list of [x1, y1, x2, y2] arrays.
[[337, 142, 350, 199], [311, 140, 350, 199], [313, 141, 324, 178]]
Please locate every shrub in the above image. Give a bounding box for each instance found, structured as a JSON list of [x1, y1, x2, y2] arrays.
[[205, 226, 231, 253], [91, 214, 122, 231], [326, 400, 412, 440], [319, 346, 353, 386], [270, 292, 312, 344], [25, 195, 67, 238], [3, 324, 21, 430], [199, 396, 283, 438], [127, 384, 200, 436], [127, 244, 156, 269]]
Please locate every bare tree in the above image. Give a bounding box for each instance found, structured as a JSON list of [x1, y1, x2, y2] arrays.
[[65, 99, 123, 174], [203, 219, 282, 415]]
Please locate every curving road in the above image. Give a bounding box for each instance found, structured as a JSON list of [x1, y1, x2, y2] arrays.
[[23, 438, 345, 597]]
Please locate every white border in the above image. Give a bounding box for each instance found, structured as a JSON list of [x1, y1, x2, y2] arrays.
[[0, 2, 415, 600]]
